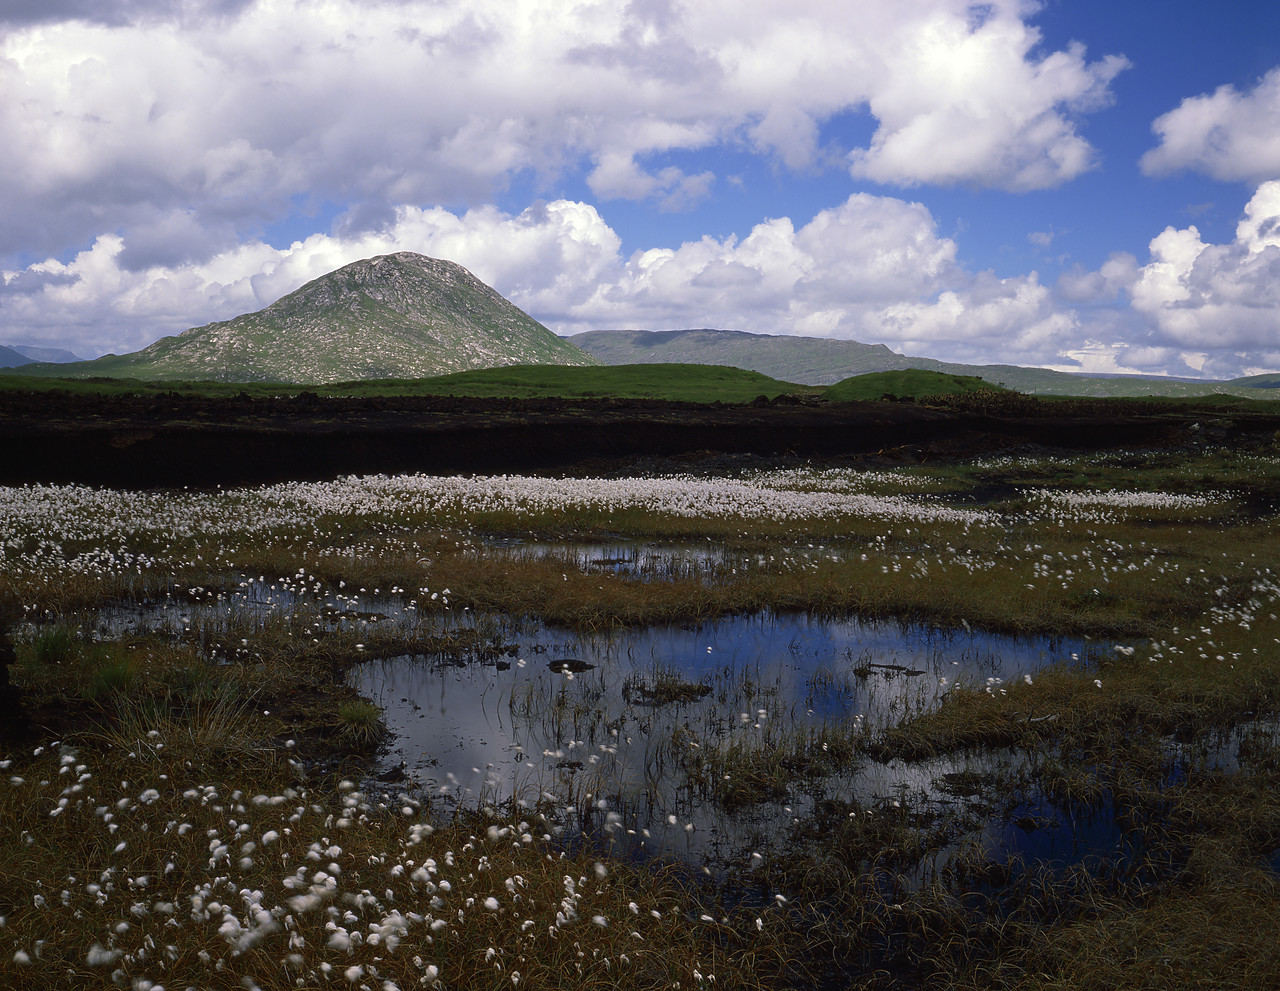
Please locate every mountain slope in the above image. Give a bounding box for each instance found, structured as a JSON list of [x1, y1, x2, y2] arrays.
[[569, 329, 903, 385], [10, 345, 84, 363], [569, 328, 1267, 398], [30, 253, 597, 384], [0, 346, 32, 368]]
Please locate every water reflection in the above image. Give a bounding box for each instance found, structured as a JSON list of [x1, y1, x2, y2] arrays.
[[352, 613, 1101, 870], [476, 537, 734, 581]]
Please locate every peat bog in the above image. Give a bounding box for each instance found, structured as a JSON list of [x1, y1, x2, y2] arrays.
[[3, 392, 1280, 989]]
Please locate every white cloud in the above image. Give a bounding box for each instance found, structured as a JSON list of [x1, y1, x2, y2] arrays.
[[11, 184, 1280, 379], [1024, 183, 1280, 380], [1128, 181, 1280, 353], [586, 153, 715, 211], [0, 200, 626, 355], [1055, 253, 1139, 303], [1142, 67, 1280, 183], [2, 191, 1089, 369], [1044, 342, 1186, 378], [0, 0, 1127, 267], [0, 0, 255, 27], [557, 193, 967, 340], [847, 19, 1127, 190], [873, 271, 1079, 360]]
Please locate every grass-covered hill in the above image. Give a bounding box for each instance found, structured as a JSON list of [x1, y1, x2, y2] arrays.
[[0, 364, 986, 404], [343, 363, 822, 403], [824, 369, 1000, 401], [5, 364, 1279, 412], [568, 328, 901, 385], [8, 253, 598, 385], [570, 328, 1278, 399]]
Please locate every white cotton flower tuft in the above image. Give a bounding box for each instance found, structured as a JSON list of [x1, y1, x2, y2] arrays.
[[87, 942, 119, 966], [288, 894, 325, 913]]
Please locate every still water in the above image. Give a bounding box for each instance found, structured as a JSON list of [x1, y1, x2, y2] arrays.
[[86, 551, 1116, 873], [351, 612, 1102, 869]]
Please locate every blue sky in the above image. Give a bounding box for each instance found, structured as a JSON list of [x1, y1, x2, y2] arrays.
[[1, 0, 1278, 378]]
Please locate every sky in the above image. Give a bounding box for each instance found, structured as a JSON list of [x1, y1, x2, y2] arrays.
[[1, 0, 1279, 379]]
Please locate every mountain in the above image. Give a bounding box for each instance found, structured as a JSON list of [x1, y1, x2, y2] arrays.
[[0, 345, 32, 368], [1231, 373, 1280, 390], [569, 329, 903, 384], [18, 253, 597, 384], [10, 345, 84, 363], [569, 329, 1270, 399]]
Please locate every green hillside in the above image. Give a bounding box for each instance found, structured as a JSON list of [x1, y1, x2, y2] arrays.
[[825, 369, 1001, 401], [332, 363, 821, 402], [8, 253, 597, 384], [7, 363, 1277, 409], [568, 329, 899, 385], [0, 363, 815, 403], [571, 328, 1274, 399]]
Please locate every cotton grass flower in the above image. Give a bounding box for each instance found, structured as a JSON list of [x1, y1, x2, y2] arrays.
[[86, 942, 119, 966]]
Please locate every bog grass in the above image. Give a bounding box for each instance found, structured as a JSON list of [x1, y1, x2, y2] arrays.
[[0, 362, 819, 403], [2, 446, 1280, 987], [15, 364, 1265, 405], [824, 368, 1001, 401]]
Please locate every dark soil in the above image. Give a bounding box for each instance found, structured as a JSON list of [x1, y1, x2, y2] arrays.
[[4, 388, 1278, 486]]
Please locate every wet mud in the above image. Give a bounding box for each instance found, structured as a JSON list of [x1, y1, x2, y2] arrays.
[[4, 388, 1278, 486]]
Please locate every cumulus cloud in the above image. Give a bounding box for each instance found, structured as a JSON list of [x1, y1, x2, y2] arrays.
[[846, 16, 1127, 189], [557, 193, 968, 340], [873, 271, 1081, 364], [0, 0, 255, 28], [1142, 68, 1280, 183], [1127, 181, 1280, 353], [985, 180, 1277, 377], [0, 0, 1126, 265], [1055, 253, 1139, 303], [12, 184, 1280, 377], [2, 191, 1092, 369], [586, 154, 715, 211], [1039, 184, 1280, 378]]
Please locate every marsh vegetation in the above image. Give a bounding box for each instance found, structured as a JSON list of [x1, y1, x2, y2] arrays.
[[2, 445, 1279, 988]]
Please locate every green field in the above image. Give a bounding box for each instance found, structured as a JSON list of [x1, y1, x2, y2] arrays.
[[0, 362, 816, 403], [329, 362, 823, 402], [823, 368, 1001, 401], [0, 363, 861, 403], [0, 363, 1136, 404]]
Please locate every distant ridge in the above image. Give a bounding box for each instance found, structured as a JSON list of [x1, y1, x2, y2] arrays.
[[569, 328, 1272, 399], [13, 253, 598, 384], [569, 329, 901, 385], [0, 345, 31, 368], [0, 344, 84, 366], [9, 345, 84, 364]]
